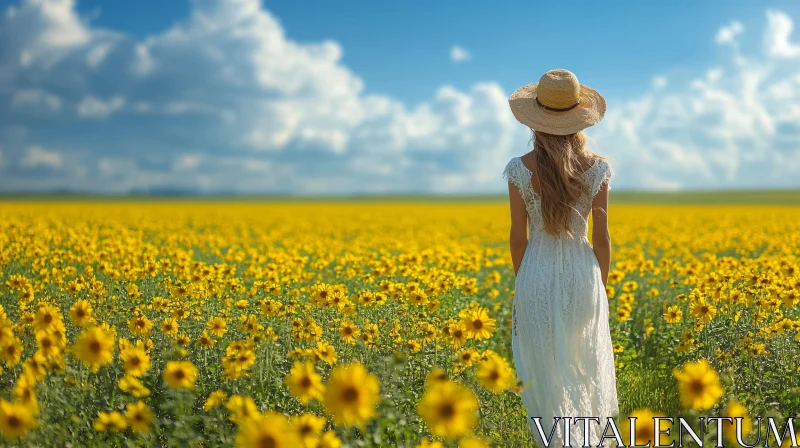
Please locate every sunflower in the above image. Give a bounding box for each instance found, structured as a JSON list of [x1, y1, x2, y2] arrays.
[[458, 437, 491, 448], [94, 410, 127, 432], [34, 304, 63, 333], [621, 408, 670, 447], [160, 318, 179, 336], [448, 322, 468, 349], [406, 339, 422, 353], [226, 395, 259, 424], [235, 411, 302, 448], [285, 361, 324, 405], [425, 368, 449, 390], [1, 337, 23, 366], [71, 326, 115, 372], [119, 375, 151, 397], [690, 300, 717, 324], [207, 317, 227, 338], [34, 330, 60, 358], [416, 379, 478, 440], [290, 413, 326, 448], [622, 281, 639, 292], [12, 375, 39, 416], [128, 315, 153, 337], [663, 305, 682, 323], [68, 300, 94, 327], [197, 331, 216, 348], [417, 438, 445, 448], [203, 390, 228, 411], [721, 399, 752, 443], [408, 291, 428, 306], [172, 333, 189, 346], [461, 308, 496, 341], [318, 430, 343, 448], [0, 400, 36, 440], [125, 401, 153, 433], [339, 321, 360, 344], [322, 361, 380, 427], [22, 352, 48, 383], [121, 346, 150, 377], [314, 341, 338, 365], [672, 358, 723, 410], [476, 356, 513, 394], [163, 360, 198, 389]]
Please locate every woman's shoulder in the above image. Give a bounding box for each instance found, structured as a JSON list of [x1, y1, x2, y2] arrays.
[[502, 155, 530, 189], [503, 155, 526, 173], [588, 154, 613, 173]]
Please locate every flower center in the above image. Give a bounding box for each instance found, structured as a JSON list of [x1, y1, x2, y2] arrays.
[[439, 403, 455, 419], [342, 387, 359, 403], [689, 379, 704, 394], [258, 435, 277, 448]]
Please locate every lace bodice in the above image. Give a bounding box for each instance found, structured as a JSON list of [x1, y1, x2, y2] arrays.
[[502, 155, 615, 237]]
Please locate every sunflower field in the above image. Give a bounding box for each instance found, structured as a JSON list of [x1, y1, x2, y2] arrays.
[[0, 201, 799, 447]]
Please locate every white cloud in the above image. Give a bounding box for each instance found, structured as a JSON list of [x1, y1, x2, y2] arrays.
[[86, 41, 114, 68], [132, 43, 155, 76], [715, 20, 743, 46], [173, 153, 202, 171], [1, 1, 800, 193], [20, 145, 62, 168], [765, 10, 800, 58], [450, 45, 471, 62], [591, 9, 800, 190], [11, 88, 61, 111], [77, 95, 126, 118], [8, 0, 91, 69]]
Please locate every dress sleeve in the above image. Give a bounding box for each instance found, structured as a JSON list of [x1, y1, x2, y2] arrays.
[[591, 160, 615, 199], [502, 157, 527, 195]]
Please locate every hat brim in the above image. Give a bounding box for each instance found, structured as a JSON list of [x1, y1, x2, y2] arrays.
[[508, 82, 606, 135]]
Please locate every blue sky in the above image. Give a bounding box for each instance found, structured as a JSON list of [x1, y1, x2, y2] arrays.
[[1, 0, 800, 193]]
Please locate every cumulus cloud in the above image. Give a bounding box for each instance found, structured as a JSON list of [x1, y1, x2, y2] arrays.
[[20, 144, 62, 168], [715, 20, 744, 46], [77, 95, 125, 118], [0, 0, 527, 194], [450, 46, 471, 62], [591, 10, 800, 189], [11, 88, 61, 111], [765, 10, 800, 58], [0, 0, 799, 193]]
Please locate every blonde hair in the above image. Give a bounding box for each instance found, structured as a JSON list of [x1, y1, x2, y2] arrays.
[[528, 130, 605, 237]]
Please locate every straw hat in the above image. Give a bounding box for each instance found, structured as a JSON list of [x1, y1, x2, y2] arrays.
[[509, 68, 606, 135]]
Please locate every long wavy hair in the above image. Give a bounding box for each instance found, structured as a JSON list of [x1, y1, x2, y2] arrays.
[[528, 130, 606, 238]]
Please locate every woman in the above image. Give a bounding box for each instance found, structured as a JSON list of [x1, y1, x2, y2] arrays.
[[503, 68, 619, 447]]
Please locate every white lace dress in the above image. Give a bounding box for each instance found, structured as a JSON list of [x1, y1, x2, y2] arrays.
[[503, 155, 620, 447]]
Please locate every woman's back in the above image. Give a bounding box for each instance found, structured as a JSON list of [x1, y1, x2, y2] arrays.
[[502, 153, 614, 238]]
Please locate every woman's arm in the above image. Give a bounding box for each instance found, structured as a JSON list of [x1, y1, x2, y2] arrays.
[[591, 181, 612, 288], [508, 182, 529, 276]]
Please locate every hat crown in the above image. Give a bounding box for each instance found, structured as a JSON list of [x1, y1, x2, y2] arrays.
[[537, 69, 581, 109]]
